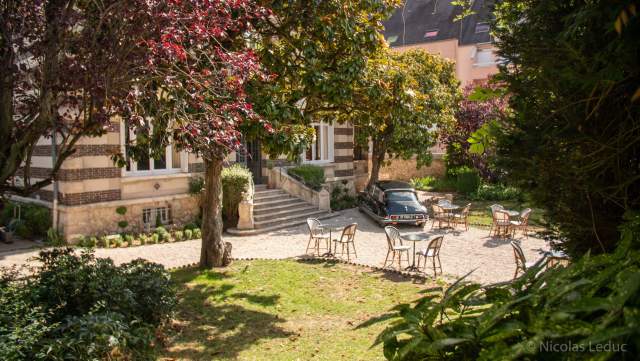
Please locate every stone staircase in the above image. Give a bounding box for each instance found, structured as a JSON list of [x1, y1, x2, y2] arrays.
[[226, 184, 336, 235]]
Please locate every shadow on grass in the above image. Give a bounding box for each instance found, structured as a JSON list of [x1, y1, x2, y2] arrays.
[[162, 269, 292, 360]]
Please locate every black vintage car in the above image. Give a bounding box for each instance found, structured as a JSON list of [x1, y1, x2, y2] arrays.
[[358, 181, 428, 227]]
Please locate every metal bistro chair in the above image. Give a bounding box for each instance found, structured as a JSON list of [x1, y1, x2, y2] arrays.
[[488, 204, 504, 236], [416, 236, 444, 276], [306, 218, 330, 256], [492, 210, 512, 238], [431, 204, 451, 229], [452, 203, 471, 231], [383, 226, 411, 271], [510, 241, 535, 279], [510, 208, 532, 239], [333, 223, 358, 261]]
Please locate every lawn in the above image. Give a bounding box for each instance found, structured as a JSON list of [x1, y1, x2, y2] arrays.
[[160, 260, 432, 361], [455, 197, 546, 229]]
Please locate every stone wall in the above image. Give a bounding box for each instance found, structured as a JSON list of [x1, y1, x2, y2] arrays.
[[378, 156, 446, 182]]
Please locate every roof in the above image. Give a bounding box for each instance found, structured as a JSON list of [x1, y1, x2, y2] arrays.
[[382, 0, 494, 47], [376, 181, 414, 191]]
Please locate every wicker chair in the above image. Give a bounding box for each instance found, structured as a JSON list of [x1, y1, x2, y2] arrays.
[[510, 241, 535, 279], [306, 218, 330, 255], [452, 203, 471, 231], [488, 204, 504, 236], [332, 223, 358, 261], [383, 226, 411, 271], [510, 208, 532, 238], [431, 204, 451, 229], [416, 236, 444, 276], [491, 209, 511, 238]]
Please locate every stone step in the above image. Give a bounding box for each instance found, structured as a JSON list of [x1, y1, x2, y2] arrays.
[[254, 209, 331, 229], [254, 189, 285, 197], [253, 204, 319, 222], [227, 211, 340, 236], [254, 191, 289, 202], [255, 184, 267, 190], [253, 197, 303, 210], [253, 200, 312, 216]]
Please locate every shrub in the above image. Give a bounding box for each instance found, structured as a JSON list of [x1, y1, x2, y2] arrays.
[[150, 233, 159, 244], [409, 176, 436, 191], [221, 163, 253, 229], [193, 228, 202, 239], [473, 183, 523, 201], [429, 177, 457, 192], [9, 219, 31, 239], [183, 222, 198, 231], [46, 227, 66, 246], [87, 236, 97, 248], [455, 167, 480, 195], [115, 206, 127, 216], [288, 165, 325, 190], [154, 226, 171, 242], [173, 230, 184, 242], [330, 184, 357, 211], [22, 204, 51, 237], [97, 236, 109, 248], [112, 235, 123, 248], [188, 176, 205, 195], [124, 234, 135, 245], [371, 216, 640, 360], [138, 234, 147, 245], [0, 249, 176, 360], [76, 235, 87, 247], [184, 229, 193, 240]]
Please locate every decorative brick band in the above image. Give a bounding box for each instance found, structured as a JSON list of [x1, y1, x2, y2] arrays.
[[334, 142, 353, 150], [333, 127, 353, 136], [26, 167, 121, 181], [188, 163, 204, 173], [35, 189, 122, 206], [334, 169, 354, 177], [32, 144, 120, 158], [333, 155, 354, 163]]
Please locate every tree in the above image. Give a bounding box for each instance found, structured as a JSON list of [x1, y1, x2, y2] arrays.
[[342, 49, 459, 188], [0, 0, 146, 196], [491, 0, 640, 256], [440, 82, 508, 181]]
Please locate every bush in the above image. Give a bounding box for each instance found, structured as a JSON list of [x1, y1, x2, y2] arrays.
[[173, 230, 184, 242], [473, 183, 523, 201], [430, 177, 457, 192], [123, 234, 135, 245], [87, 236, 97, 248], [330, 184, 357, 211], [46, 227, 66, 246], [288, 165, 325, 190], [184, 229, 193, 240], [139, 234, 147, 245], [22, 204, 51, 237], [455, 167, 480, 194], [150, 233, 159, 244], [371, 216, 640, 360], [154, 226, 171, 242], [409, 176, 436, 191], [188, 176, 205, 195], [112, 235, 123, 248], [0, 249, 176, 360], [193, 228, 202, 239], [183, 222, 198, 231], [97, 236, 109, 248], [221, 164, 253, 229]]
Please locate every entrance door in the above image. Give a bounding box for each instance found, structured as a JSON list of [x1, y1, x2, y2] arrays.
[[245, 141, 263, 184]]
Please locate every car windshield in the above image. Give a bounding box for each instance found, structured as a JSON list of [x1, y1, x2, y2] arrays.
[[385, 191, 418, 203]]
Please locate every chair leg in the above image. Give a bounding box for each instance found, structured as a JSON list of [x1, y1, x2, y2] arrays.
[[306, 236, 313, 254], [383, 249, 391, 267], [351, 241, 357, 258], [436, 255, 442, 275]]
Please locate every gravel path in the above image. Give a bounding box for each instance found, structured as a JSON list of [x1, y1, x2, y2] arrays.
[[0, 208, 549, 284]]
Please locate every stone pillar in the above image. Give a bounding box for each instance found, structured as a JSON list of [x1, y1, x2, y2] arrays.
[[318, 188, 330, 211], [237, 197, 254, 230]]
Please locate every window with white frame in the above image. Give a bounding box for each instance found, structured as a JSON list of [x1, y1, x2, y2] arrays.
[[121, 120, 186, 175], [474, 48, 495, 66], [302, 122, 334, 163], [142, 206, 171, 227]]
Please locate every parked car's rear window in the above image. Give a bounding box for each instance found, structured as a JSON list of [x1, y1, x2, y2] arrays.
[[385, 191, 418, 203]]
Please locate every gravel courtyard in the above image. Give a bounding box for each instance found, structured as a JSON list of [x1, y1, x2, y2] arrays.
[[0, 208, 549, 284]]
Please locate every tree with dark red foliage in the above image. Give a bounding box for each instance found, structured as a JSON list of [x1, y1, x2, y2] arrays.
[[439, 82, 508, 181]]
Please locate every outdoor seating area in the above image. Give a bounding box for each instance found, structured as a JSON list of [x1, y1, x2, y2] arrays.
[[490, 204, 532, 239], [430, 199, 471, 230]]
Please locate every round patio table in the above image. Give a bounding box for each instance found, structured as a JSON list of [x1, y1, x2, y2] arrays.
[[401, 233, 431, 272], [319, 222, 348, 257]]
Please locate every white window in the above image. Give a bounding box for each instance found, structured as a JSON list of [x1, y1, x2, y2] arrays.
[[143, 206, 171, 227], [474, 48, 495, 67], [121, 121, 187, 176], [302, 122, 334, 163]]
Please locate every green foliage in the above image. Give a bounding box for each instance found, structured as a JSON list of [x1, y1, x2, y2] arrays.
[[139, 234, 148, 245], [221, 163, 253, 229], [0, 249, 175, 360], [10, 219, 31, 239], [150, 233, 159, 244], [97, 236, 109, 248], [372, 215, 640, 360], [117, 220, 129, 229], [473, 183, 523, 202], [288, 165, 325, 190], [124, 234, 135, 245], [409, 176, 436, 191], [188, 176, 204, 196], [340, 48, 460, 186], [1, 202, 51, 238], [173, 230, 184, 242], [193, 228, 202, 239], [455, 167, 481, 195], [87, 236, 97, 248], [183, 223, 198, 231], [112, 235, 123, 248], [46, 227, 66, 246], [115, 206, 127, 216], [330, 183, 357, 211], [154, 226, 171, 242], [491, 0, 640, 256], [184, 229, 193, 240]]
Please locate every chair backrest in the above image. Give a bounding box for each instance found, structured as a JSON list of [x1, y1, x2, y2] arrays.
[[494, 210, 510, 223], [427, 236, 444, 256], [490, 204, 504, 214], [384, 226, 402, 248], [307, 218, 321, 234], [438, 199, 451, 206], [461, 203, 471, 216], [340, 223, 358, 242], [510, 241, 527, 270], [432, 204, 444, 216], [520, 208, 532, 224]]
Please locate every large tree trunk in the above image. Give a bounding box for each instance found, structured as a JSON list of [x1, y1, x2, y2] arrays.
[[200, 157, 229, 268], [367, 139, 387, 189]]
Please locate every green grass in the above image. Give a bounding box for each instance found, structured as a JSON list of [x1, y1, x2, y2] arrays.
[[456, 197, 546, 228], [160, 260, 433, 361]]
